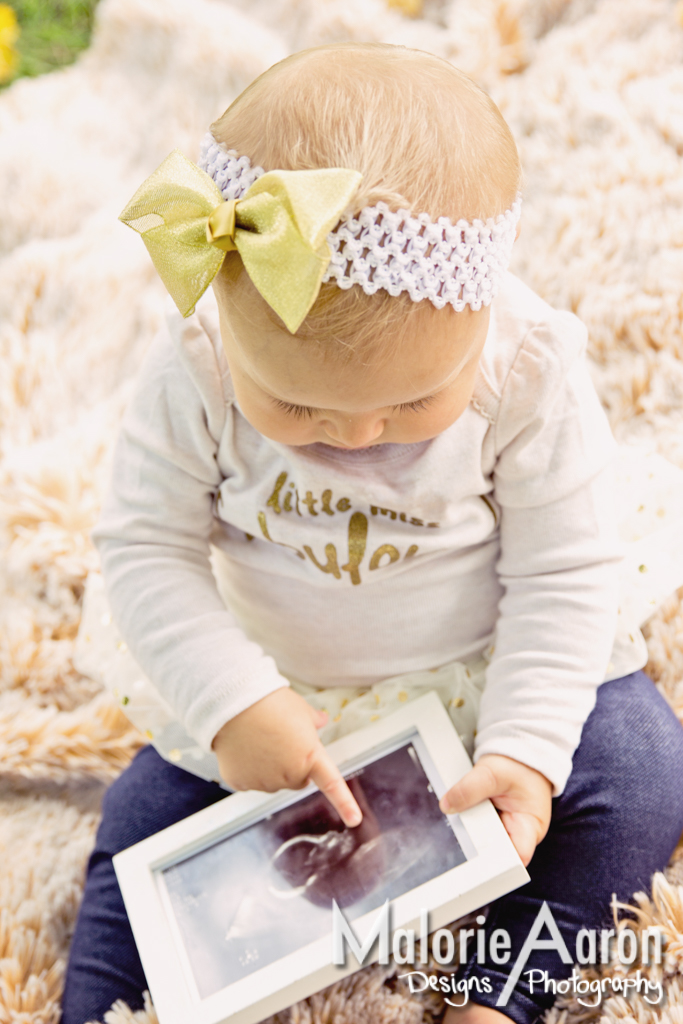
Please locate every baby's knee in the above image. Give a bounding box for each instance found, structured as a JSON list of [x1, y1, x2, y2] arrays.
[[95, 744, 225, 857], [568, 671, 683, 833]]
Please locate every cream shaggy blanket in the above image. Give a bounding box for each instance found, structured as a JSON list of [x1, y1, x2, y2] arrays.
[[1, 0, 683, 1021]]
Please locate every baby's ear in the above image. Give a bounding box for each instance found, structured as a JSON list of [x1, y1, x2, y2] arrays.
[[515, 221, 522, 241]]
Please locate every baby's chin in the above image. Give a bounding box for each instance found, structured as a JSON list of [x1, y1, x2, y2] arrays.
[[296, 437, 436, 453], [316, 440, 384, 450], [308, 429, 443, 449]]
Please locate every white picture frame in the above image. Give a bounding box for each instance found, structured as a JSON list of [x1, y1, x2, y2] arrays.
[[113, 690, 529, 1024]]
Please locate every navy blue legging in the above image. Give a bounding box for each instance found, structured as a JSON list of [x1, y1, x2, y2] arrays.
[[60, 672, 683, 1024]]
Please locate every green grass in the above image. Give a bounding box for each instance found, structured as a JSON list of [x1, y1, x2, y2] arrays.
[[3, 0, 99, 85]]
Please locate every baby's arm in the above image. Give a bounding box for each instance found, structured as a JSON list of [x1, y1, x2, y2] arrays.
[[444, 315, 621, 860], [93, 309, 360, 825]]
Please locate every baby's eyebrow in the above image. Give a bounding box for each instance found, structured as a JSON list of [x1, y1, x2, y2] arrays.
[[265, 363, 467, 411], [393, 393, 437, 407]]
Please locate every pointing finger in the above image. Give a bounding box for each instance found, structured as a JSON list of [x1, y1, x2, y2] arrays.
[[308, 750, 362, 828]]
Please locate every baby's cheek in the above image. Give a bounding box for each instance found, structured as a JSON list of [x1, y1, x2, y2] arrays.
[[391, 402, 468, 445], [238, 399, 315, 445]]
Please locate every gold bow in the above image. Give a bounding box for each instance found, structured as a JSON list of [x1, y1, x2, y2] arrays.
[[119, 150, 362, 333]]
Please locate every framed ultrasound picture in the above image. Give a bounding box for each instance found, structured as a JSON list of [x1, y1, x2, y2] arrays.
[[113, 690, 529, 1024]]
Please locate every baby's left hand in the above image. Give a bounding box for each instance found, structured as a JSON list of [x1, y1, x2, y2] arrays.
[[439, 754, 552, 866]]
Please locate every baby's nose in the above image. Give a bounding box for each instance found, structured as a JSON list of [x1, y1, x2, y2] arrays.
[[325, 415, 384, 448]]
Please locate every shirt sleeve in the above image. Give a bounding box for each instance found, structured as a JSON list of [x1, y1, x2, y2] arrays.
[[473, 317, 622, 795], [91, 312, 288, 752]]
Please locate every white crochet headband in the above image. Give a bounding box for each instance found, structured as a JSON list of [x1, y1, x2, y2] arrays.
[[199, 133, 521, 314]]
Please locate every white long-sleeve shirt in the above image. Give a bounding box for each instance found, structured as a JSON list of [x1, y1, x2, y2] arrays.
[[92, 272, 622, 795]]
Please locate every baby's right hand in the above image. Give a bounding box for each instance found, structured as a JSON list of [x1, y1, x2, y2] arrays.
[[211, 688, 362, 828], [439, 753, 552, 866]]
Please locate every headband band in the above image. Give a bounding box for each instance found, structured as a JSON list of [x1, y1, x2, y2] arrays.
[[199, 132, 522, 316], [119, 136, 521, 336]]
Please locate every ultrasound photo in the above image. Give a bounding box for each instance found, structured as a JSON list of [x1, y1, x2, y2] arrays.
[[161, 739, 467, 999]]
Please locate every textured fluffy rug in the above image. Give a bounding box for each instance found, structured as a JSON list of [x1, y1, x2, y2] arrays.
[[1, 0, 683, 1021]]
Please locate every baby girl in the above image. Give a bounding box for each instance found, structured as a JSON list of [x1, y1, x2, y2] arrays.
[[61, 42, 683, 1024]]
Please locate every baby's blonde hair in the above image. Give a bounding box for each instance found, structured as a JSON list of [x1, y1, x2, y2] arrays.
[[211, 43, 521, 355]]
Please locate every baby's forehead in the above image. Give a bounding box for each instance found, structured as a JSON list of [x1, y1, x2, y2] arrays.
[[220, 285, 488, 405], [218, 271, 485, 355]]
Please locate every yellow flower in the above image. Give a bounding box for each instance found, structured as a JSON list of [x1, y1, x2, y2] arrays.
[[0, 4, 19, 84], [386, 0, 423, 16]]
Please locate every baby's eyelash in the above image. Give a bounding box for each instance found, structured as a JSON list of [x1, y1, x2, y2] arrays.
[[272, 399, 316, 420], [272, 396, 435, 418], [393, 396, 436, 414]]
